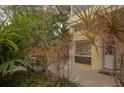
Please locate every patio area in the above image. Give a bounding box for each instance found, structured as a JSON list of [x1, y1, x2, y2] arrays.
[[48, 62, 116, 87]]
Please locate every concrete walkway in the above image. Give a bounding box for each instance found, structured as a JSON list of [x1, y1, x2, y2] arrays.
[[48, 62, 116, 87]]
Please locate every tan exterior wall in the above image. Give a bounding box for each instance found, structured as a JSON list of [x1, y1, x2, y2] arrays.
[[91, 39, 103, 70], [69, 31, 104, 70]]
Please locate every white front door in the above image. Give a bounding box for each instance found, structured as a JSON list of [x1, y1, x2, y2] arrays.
[[103, 36, 115, 69], [104, 55, 114, 69]]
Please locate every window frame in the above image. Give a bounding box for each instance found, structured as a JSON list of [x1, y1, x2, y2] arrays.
[[74, 40, 91, 65]]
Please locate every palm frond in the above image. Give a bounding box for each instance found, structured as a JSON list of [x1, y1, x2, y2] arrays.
[[74, 6, 102, 55], [98, 6, 124, 44], [0, 18, 8, 32], [14, 59, 32, 69], [0, 59, 32, 76]]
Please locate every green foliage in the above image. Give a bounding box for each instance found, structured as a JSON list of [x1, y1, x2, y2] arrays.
[[2, 5, 70, 54], [0, 59, 32, 76], [14, 59, 32, 70], [0, 60, 14, 76], [0, 70, 71, 87], [0, 18, 18, 63], [6, 9, 38, 56], [0, 5, 70, 78], [0, 39, 19, 52]]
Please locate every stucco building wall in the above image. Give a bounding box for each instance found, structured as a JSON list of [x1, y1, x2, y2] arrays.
[[69, 31, 104, 70]]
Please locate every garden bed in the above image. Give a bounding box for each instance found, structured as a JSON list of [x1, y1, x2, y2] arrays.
[[0, 70, 77, 87]]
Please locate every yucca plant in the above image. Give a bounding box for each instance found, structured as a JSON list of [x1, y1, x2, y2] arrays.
[[98, 5, 124, 86], [74, 6, 102, 55], [98, 5, 124, 44]]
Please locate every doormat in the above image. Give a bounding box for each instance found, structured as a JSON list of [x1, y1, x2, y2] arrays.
[[98, 71, 112, 76]]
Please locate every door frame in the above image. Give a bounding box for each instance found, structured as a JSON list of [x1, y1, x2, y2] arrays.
[[102, 39, 115, 70]]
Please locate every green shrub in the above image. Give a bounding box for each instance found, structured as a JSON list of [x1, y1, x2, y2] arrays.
[[0, 70, 71, 87]]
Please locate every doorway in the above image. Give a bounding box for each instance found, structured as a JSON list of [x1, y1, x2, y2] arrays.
[[103, 36, 115, 69]]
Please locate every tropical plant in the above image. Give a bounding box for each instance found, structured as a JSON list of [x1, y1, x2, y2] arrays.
[[0, 59, 33, 77], [98, 5, 124, 87], [98, 6, 124, 44], [0, 5, 71, 80], [74, 6, 102, 54], [28, 6, 71, 77], [0, 6, 38, 76]]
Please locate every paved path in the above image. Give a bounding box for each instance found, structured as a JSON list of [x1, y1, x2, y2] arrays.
[[48, 62, 116, 87]]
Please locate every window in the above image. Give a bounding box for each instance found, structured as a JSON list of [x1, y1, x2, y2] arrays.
[[72, 5, 90, 16], [75, 40, 91, 65]]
